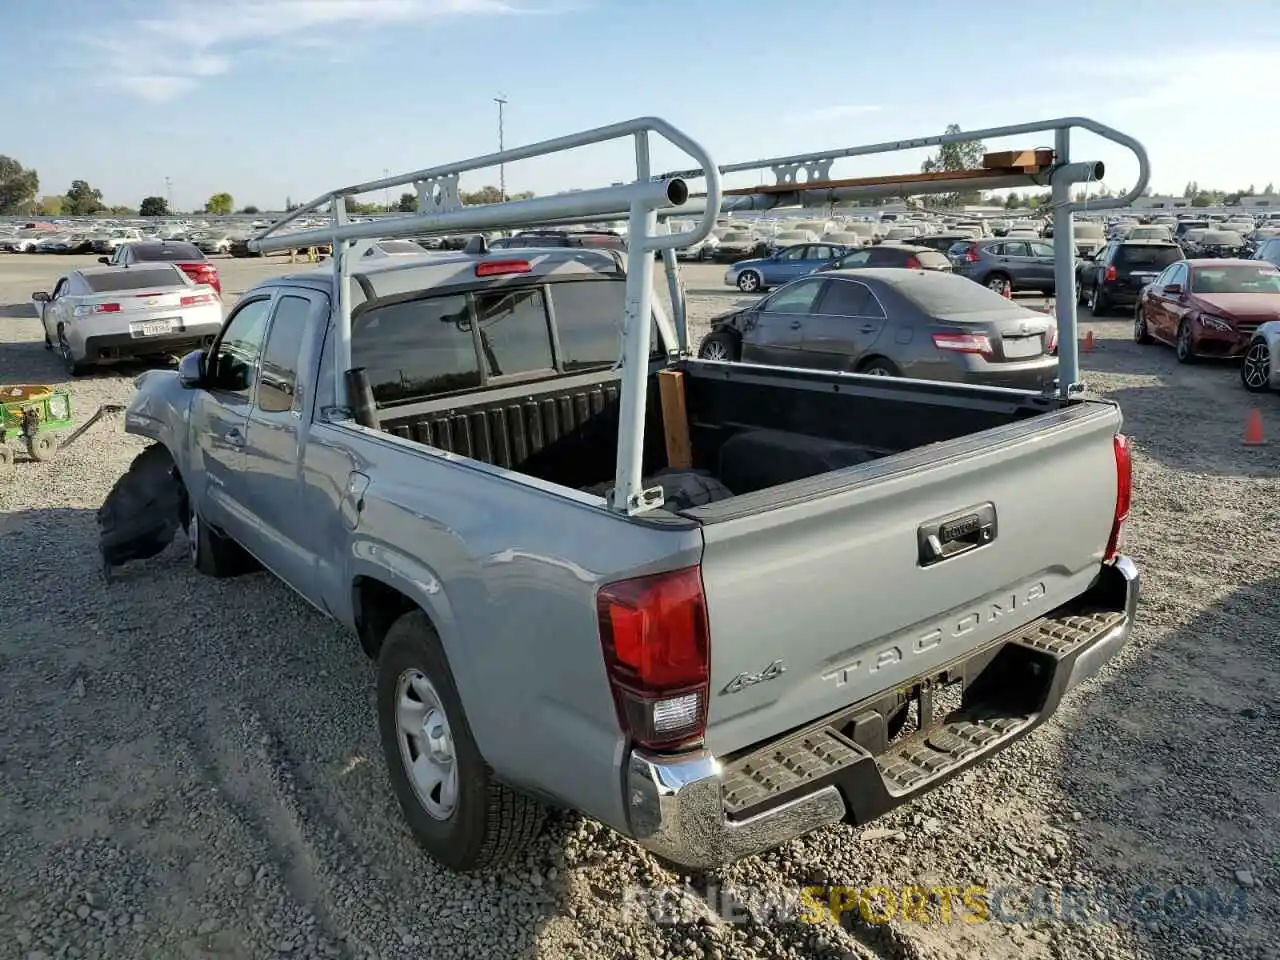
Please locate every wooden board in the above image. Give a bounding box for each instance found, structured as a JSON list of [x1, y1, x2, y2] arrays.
[[722, 162, 1054, 197], [657, 369, 692, 470], [982, 149, 1055, 171]]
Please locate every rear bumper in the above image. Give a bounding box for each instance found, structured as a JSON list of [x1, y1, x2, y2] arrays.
[[625, 555, 1140, 870], [81, 330, 218, 361]]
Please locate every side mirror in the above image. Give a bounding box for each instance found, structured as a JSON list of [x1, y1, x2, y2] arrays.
[[1162, 283, 1183, 296], [98, 256, 111, 265], [31, 291, 50, 302], [178, 350, 207, 388]]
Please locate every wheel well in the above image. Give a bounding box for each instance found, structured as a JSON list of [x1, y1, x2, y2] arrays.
[[984, 270, 1010, 282], [352, 576, 419, 659], [857, 354, 895, 372]]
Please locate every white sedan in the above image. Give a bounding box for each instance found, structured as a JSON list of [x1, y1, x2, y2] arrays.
[[34, 264, 222, 376], [1241, 320, 1280, 393]]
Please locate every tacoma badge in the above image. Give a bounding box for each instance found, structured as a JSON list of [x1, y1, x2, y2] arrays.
[[722, 659, 787, 695]]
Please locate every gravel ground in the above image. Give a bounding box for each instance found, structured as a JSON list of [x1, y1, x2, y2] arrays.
[[1, 254, 1277, 960]]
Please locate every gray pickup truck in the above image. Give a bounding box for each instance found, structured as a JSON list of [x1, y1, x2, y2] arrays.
[[98, 116, 1140, 874], [101, 241, 1139, 872]]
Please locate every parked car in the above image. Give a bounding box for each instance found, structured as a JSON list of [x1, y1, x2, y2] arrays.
[[910, 233, 975, 254], [766, 229, 820, 252], [195, 233, 236, 255], [699, 269, 1058, 390], [1076, 240, 1184, 314], [32, 264, 221, 375], [103, 241, 221, 295], [814, 244, 952, 274], [723, 243, 851, 292], [1124, 225, 1173, 242], [955, 238, 1058, 295], [1240, 319, 1280, 392], [490, 229, 624, 251], [1252, 236, 1280, 269], [92, 229, 143, 254], [1134, 259, 1280, 362], [1191, 230, 1246, 258], [709, 229, 767, 262]]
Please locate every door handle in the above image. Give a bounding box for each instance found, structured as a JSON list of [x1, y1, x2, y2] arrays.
[[790, 320, 803, 330], [860, 323, 878, 333], [225, 427, 245, 448]]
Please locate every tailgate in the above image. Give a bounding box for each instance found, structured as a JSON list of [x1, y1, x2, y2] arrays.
[[689, 402, 1122, 757]]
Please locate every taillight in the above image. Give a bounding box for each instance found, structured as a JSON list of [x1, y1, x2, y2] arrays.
[[1047, 325, 1059, 353], [964, 244, 980, 263], [1104, 434, 1132, 562], [597, 566, 710, 752], [181, 293, 216, 306], [75, 302, 120, 316], [904, 255, 922, 269], [476, 259, 532, 277], [933, 330, 994, 356], [1104, 265, 1117, 283]]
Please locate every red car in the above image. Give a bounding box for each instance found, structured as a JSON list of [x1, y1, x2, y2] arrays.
[[1133, 258, 1280, 362], [101, 241, 221, 295]]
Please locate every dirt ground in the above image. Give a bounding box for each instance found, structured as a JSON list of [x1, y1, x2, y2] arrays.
[[1, 253, 1277, 960]]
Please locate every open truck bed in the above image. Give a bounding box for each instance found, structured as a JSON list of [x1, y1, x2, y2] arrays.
[[105, 114, 1143, 873]]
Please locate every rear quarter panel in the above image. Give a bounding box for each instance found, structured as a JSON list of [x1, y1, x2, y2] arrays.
[[311, 426, 704, 831]]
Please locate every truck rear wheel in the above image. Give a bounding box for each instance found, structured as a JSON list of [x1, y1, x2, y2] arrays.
[[376, 610, 545, 871]]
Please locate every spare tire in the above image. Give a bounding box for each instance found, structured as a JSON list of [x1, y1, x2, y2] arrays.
[[98, 444, 184, 570]]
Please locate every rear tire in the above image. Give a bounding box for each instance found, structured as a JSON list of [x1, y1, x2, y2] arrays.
[[1089, 284, 1109, 316], [1133, 306, 1153, 344], [985, 273, 1011, 295], [858, 356, 901, 377], [737, 270, 762, 293], [57, 327, 92, 377], [377, 610, 545, 872]]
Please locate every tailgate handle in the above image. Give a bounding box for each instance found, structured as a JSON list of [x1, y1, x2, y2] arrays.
[[918, 502, 997, 567]]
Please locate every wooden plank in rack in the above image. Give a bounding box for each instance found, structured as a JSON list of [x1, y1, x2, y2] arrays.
[[657, 369, 692, 470]]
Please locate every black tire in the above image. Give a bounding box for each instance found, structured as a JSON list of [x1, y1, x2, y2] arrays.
[[0, 444, 13, 476], [377, 610, 545, 872], [1089, 283, 1109, 316], [1175, 320, 1197, 364], [184, 494, 258, 577], [57, 327, 92, 377], [697, 329, 741, 362], [858, 356, 901, 377], [736, 270, 762, 293], [1133, 306, 1153, 344], [98, 444, 185, 569], [1241, 339, 1272, 392], [1076, 277, 1087, 306], [43, 332, 52, 351], [25, 434, 57, 461]]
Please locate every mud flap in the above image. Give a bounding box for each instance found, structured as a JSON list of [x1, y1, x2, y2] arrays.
[[98, 443, 185, 579]]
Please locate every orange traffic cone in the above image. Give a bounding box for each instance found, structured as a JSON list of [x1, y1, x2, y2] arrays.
[[1001, 281, 1012, 299], [1243, 408, 1266, 446], [1082, 330, 1095, 353]]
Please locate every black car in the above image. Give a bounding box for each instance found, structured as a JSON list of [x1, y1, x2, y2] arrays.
[[1076, 240, 1184, 315], [814, 244, 953, 273], [696, 268, 1057, 391]]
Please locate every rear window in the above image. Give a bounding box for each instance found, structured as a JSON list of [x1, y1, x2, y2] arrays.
[[917, 250, 951, 269], [893, 272, 1026, 316], [131, 242, 204, 261], [353, 294, 482, 404], [548, 278, 635, 371], [83, 267, 184, 292], [1114, 245, 1183, 268]]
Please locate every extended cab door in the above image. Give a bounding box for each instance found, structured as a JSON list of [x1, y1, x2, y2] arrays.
[[741, 277, 828, 367], [235, 290, 329, 594], [190, 296, 273, 531]]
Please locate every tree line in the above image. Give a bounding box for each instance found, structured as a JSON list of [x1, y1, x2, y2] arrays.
[[3, 146, 1275, 220]]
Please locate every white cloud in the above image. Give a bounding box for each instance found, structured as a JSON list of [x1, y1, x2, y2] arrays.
[[78, 0, 561, 102], [790, 104, 883, 123]]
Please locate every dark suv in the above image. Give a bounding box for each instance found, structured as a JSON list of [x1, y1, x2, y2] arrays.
[[1076, 240, 1184, 315]]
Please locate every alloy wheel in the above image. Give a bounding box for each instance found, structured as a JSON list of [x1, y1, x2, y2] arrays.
[[1242, 341, 1272, 390]]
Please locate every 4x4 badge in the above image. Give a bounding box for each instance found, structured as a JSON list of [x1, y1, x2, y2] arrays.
[[722, 659, 787, 695]]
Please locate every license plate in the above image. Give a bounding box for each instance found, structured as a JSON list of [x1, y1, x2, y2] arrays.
[[1002, 335, 1042, 358], [132, 319, 174, 337]]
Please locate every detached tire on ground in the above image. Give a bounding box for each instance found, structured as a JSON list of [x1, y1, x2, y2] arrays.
[[98, 444, 185, 569], [376, 610, 546, 872]]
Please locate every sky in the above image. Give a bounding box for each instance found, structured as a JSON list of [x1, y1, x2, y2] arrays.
[[4, 0, 1279, 212]]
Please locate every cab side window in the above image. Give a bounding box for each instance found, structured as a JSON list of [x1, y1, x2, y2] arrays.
[[256, 296, 313, 414], [209, 298, 273, 399]]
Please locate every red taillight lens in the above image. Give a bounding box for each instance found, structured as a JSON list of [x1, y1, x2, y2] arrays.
[[1047, 325, 1059, 353], [476, 259, 532, 277], [964, 244, 980, 263], [1104, 434, 1132, 562], [905, 255, 922, 269], [94, 303, 121, 313], [597, 566, 710, 751], [1104, 265, 1117, 283], [933, 330, 994, 356], [180, 293, 216, 306]]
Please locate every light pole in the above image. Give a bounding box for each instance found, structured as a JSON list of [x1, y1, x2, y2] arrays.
[[494, 95, 508, 200], [165, 176, 172, 212], [383, 168, 390, 211]]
